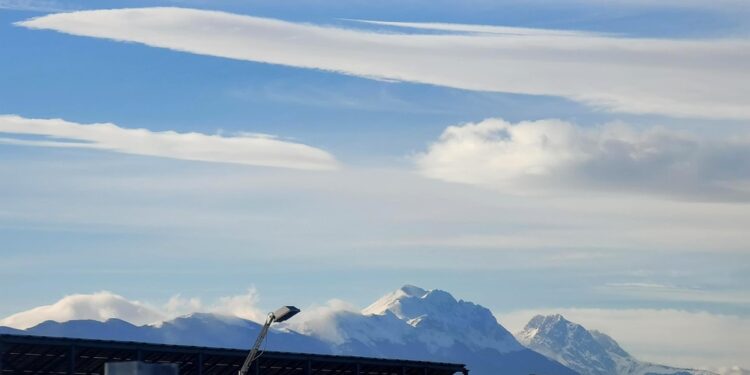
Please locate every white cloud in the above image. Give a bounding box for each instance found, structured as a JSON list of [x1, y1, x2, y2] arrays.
[[497, 308, 750, 371], [600, 283, 750, 305], [0, 289, 268, 330], [715, 366, 750, 375], [0, 115, 338, 170], [284, 299, 361, 344], [351, 19, 601, 37], [211, 287, 265, 322], [17, 7, 750, 119], [415, 118, 750, 199], [156, 288, 266, 324], [0, 0, 65, 12], [0, 291, 165, 329]]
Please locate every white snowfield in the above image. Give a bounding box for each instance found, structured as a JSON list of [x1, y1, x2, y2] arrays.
[[359, 285, 523, 353]]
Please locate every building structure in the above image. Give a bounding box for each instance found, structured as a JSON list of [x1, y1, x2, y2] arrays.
[[0, 334, 468, 375]]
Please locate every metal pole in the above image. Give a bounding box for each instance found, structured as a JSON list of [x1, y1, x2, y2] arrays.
[[239, 314, 274, 375], [197, 353, 204, 375]]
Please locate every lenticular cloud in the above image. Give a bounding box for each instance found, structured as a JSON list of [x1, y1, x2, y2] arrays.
[[17, 7, 750, 119], [0, 115, 339, 170]]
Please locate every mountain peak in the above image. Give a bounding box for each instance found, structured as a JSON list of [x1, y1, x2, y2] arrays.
[[400, 285, 429, 297], [361, 286, 463, 321], [517, 315, 715, 375], [362, 285, 522, 354], [361, 285, 430, 317]]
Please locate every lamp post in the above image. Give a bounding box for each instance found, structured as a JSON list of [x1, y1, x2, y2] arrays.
[[238, 306, 301, 375]]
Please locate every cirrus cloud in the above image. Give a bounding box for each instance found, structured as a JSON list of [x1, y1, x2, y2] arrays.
[[16, 7, 750, 120], [0, 115, 339, 170]]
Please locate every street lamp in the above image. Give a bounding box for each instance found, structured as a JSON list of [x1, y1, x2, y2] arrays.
[[239, 306, 301, 375]]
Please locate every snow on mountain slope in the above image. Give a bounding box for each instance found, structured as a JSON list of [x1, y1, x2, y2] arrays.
[[20, 312, 330, 354], [362, 285, 522, 353], [297, 285, 577, 375], [517, 314, 716, 375], [0, 285, 579, 375]]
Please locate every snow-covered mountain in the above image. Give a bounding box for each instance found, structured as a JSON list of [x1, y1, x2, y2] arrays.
[[20, 312, 330, 354], [295, 285, 576, 375], [362, 285, 522, 353], [516, 314, 715, 375], [0, 285, 577, 375]]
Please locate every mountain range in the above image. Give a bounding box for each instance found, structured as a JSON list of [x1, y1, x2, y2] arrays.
[[0, 285, 718, 375]]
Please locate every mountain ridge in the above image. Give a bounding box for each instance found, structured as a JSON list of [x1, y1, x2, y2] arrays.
[[516, 313, 716, 375], [0, 285, 576, 375]]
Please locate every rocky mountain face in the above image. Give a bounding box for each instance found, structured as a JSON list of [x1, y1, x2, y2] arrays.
[[516, 314, 715, 375]]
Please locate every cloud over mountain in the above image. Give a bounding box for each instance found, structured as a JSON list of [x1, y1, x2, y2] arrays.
[[0, 291, 164, 329], [0, 289, 268, 330], [17, 7, 750, 119]]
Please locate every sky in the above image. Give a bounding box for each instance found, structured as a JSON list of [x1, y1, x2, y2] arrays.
[[1, 0, 749, 371]]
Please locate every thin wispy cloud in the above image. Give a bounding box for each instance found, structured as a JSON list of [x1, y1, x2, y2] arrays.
[[17, 7, 750, 120], [0, 115, 339, 170], [0, 0, 67, 12], [350, 20, 603, 36], [599, 283, 750, 306]]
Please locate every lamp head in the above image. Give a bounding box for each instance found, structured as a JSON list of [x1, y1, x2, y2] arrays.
[[271, 306, 300, 323]]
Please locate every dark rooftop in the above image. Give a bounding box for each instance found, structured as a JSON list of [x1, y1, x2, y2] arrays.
[[0, 334, 467, 375]]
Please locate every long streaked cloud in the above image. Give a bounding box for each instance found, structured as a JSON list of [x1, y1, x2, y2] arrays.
[[415, 118, 750, 200], [351, 20, 602, 36], [0, 115, 338, 170], [0, 0, 66, 12], [600, 283, 750, 306], [17, 7, 750, 120]]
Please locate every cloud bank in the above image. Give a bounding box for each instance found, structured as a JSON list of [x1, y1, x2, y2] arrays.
[[415, 118, 750, 199], [0, 289, 266, 330], [17, 7, 750, 119], [0, 292, 165, 329], [0, 115, 338, 170]]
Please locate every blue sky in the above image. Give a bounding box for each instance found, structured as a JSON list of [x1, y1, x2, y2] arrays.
[[1, 0, 750, 370]]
